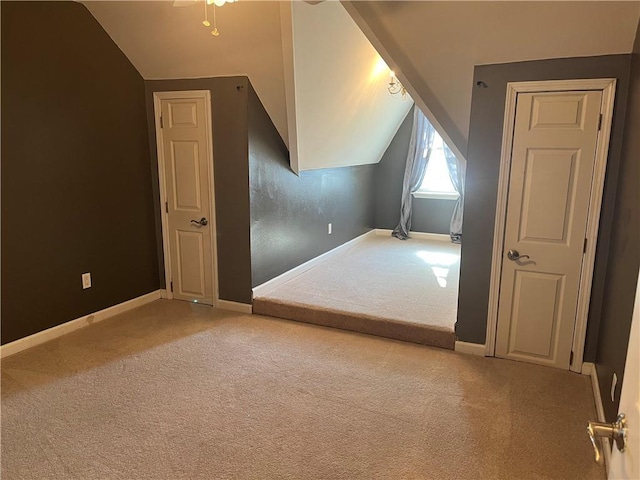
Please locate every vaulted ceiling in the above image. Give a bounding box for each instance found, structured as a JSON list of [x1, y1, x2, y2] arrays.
[[83, 1, 289, 145], [343, 1, 640, 158], [84, 0, 412, 171], [282, 1, 413, 171], [84, 1, 640, 168]]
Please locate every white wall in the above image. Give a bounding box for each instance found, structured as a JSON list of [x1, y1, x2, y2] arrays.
[[283, 1, 413, 171]]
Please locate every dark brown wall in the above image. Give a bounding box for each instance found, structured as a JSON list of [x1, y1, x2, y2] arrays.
[[1, 2, 159, 344], [144, 77, 253, 304], [596, 23, 640, 421], [458, 55, 631, 347], [248, 84, 376, 287], [374, 107, 456, 235]]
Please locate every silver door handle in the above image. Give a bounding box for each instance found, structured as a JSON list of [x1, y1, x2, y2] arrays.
[[190, 217, 208, 227], [587, 413, 627, 465], [507, 250, 530, 261]]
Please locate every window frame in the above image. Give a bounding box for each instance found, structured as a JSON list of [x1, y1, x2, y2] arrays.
[[412, 190, 459, 200], [412, 134, 459, 201]]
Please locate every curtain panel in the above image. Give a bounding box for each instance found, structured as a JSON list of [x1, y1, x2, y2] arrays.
[[392, 109, 435, 240]]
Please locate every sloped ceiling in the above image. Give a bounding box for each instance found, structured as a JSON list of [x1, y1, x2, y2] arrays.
[[86, 0, 413, 173], [343, 1, 640, 158], [83, 1, 289, 146], [282, 1, 413, 171]]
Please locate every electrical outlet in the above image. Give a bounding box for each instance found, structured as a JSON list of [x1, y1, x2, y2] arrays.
[[82, 272, 92, 290], [328, 223, 332, 235], [611, 373, 617, 402]]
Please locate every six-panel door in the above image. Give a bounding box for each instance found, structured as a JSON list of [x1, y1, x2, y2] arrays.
[[496, 91, 602, 368], [160, 97, 214, 305]]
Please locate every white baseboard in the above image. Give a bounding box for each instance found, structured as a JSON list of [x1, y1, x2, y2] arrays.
[[581, 362, 593, 375], [374, 229, 451, 242], [252, 229, 377, 298], [455, 341, 486, 356], [217, 299, 253, 314], [584, 362, 612, 471], [1, 290, 164, 359]]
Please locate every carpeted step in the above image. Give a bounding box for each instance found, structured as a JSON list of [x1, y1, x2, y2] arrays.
[[253, 297, 455, 350]]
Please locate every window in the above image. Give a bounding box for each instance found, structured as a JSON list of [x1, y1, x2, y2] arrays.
[[413, 133, 459, 200]]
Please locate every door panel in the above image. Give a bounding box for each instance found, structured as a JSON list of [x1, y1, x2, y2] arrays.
[[508, 271, 564, 360], [529, 93, 587, 130], [160, 96, 214, 305], [171, 141, 202, 211], [175, 230, 206, 297], [519, 148, 579, 243], [496, 90, 602, 368], [168, 101, 198, 127]]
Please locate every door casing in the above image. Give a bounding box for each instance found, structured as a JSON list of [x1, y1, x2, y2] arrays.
[[485, 78, 617, 373], [153, 90, 219, 306]]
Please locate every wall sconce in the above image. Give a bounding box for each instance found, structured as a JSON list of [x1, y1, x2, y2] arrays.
[[388, 71, 408, 100]]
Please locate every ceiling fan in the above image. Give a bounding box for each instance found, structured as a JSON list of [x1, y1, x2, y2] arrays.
[[172, 0, 236, 36]]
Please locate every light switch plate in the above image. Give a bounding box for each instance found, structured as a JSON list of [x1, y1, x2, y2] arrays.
[[82, 272, 91, 289], [611, 373, 617, 402]]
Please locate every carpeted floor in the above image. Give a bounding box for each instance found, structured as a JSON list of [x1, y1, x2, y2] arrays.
[[2, 300, 604, 480], [254, 234, 460, 349]]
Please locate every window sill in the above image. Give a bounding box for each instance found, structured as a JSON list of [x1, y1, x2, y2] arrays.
[[412, 191, 459, 200]]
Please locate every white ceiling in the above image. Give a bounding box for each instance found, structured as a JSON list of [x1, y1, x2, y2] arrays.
[[85, 0, 413, 172], [83, 1, 289, 146], [283, 1, 413, 171], [83, 1, 639, 170], [344, 1, 640, 157]]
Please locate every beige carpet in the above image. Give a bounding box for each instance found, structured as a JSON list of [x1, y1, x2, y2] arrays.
[[2, 300, 604, 480], [254, 234, 460, 349]]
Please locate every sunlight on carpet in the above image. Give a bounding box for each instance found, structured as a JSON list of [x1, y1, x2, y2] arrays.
[[254, 233, 460, 348]]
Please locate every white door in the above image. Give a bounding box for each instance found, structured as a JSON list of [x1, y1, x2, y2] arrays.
[[158, 94, 215, 305], [496, 90, 603, 368], [608, 270, 640, 479]]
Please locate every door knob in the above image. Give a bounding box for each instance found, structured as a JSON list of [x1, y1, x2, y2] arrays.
[[190, 217, 208, 227], [587, 413, 627, 465], [507, 250, 530, 261]]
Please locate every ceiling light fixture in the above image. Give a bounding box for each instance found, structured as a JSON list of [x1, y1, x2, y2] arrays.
[[202, 0, 235, 37], [388, 71, 408, 100], [208, 0, 235, 6]]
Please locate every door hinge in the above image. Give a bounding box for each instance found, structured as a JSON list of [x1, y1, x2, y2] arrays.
[[598, 113, 603, 131], [165, 201, 169, 214], [160, 116, 164, 129], [570, 351, 574, 364], [170, 280, 173, 292], [583, 238, 588, 254]]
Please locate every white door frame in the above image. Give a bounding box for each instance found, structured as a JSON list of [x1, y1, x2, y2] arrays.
[[485, 78, 617, 373], [153, 90, 219, 306]]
